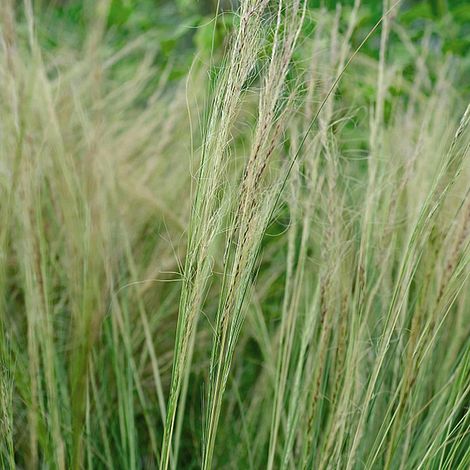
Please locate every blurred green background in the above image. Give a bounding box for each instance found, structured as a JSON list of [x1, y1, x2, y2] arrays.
[[30, 0, 469, 91]]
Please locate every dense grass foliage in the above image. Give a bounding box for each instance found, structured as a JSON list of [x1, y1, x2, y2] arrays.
[[1, 1, 469, 469]]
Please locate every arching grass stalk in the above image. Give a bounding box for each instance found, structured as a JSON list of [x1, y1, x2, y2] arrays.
[[201, 1, 307, 467], [159, 2, 271, 468]]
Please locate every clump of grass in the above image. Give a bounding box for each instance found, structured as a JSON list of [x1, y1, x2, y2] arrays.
[[1, 1, 469, 469]]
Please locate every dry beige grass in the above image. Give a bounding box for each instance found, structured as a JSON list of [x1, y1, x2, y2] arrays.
[[1, 1, 469, 469]]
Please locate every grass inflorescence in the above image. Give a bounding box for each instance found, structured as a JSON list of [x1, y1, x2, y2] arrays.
[[1, 0, 469, 469]]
